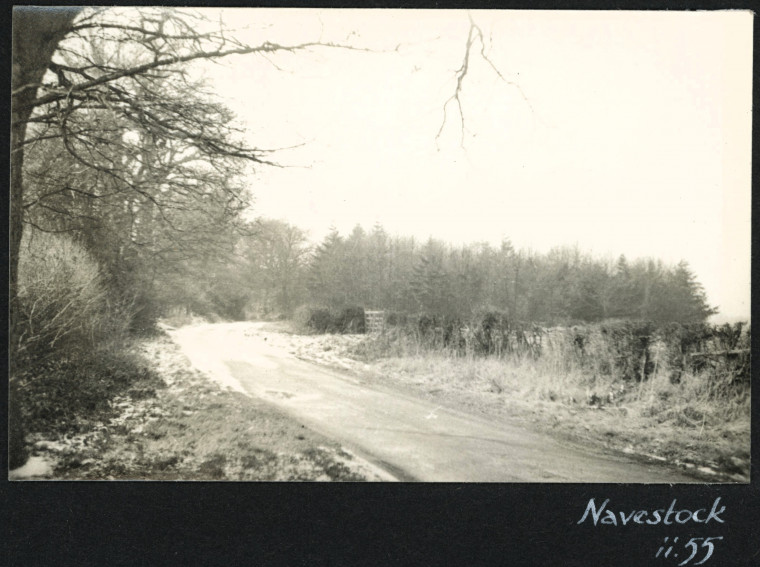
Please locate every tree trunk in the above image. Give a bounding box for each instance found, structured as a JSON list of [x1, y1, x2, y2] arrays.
[[9, 7, 79, 469], [11, 7, 79, 361]]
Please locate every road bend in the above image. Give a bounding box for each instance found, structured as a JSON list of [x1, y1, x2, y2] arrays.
[[171, 322, 698, 483]]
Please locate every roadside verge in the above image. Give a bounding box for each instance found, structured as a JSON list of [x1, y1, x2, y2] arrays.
[[11, 331, 390, 481]]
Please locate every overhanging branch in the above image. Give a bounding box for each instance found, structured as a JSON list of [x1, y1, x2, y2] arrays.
[[18, 39, 375, 115], [437, 14, 535, 148]]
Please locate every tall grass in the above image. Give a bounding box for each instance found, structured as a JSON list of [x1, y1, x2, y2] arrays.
[[347, 318, 750, 433]]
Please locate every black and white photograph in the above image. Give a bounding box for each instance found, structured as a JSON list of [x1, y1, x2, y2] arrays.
[[9, 7, 752, 483]]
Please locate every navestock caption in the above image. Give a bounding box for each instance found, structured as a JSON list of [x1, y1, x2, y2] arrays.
[[578, 498, 726, 526]]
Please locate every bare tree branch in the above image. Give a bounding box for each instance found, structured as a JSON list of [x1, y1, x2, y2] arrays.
[[18, 39, 375, 115], [437, 13, 535, 148]]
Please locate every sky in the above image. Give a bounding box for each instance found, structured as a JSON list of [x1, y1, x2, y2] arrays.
[[194, 9, 751, 321]]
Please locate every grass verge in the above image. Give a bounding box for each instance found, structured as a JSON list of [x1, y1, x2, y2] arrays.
[[265, 323, 750, 483], [13, 332, 377, 481]]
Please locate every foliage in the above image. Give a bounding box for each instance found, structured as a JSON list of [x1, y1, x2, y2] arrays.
[[13, 6, 353, 333], [10, 228, 159, 467], [307, 228, 348, 308], [298, 225, 717, 327], [375, 311, 749, 388], [335, 306, 366, 334], [343, 329, 749, 479], [14, 229, 129, 365], [19, 10, 258, 330], [238, 219, 311, 317], [294, 305, 366, 334]]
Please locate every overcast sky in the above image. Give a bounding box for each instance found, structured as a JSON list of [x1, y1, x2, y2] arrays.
[[197, 9, 751, 321]]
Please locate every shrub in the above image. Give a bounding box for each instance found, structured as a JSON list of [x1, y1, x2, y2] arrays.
[[597, 320, 657, 381], [13, 230, 120, 364], [292, 305, 367, 334], [360, 312, 749, 389], [335, 306, 366, 334], [11, 230, 138, 467], [162, 307, 196, 328], [309, 308, 335, 333], [292, 304, 313, 331], [384, 311, 408, 327], [293, 305, 333, 333], [128, 291, 163, 335], [471, 310, 512, 355]]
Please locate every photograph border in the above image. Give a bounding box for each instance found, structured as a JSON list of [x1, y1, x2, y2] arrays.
[[3, 1, 757, 565]]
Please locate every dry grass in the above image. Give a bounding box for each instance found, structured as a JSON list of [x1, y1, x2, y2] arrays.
[[286, 329, 750, 482]]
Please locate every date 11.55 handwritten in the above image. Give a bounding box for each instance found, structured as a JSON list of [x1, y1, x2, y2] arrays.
[[577, 498, 727, 565], [655, 536, 723, 565]]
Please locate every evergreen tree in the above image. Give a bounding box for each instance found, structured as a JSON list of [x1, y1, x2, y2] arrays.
[[307, 227, 347, 309], [668, 261, 718, 322], [410, 239, 454, 315]]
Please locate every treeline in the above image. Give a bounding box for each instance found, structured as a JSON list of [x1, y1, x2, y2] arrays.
[[230, 222, 716, 327]]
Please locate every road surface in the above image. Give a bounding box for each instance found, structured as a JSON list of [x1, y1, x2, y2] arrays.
[[171, 322, 698, 483]]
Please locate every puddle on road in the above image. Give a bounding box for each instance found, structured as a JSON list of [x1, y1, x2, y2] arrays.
[[265, 390, 295, 400]]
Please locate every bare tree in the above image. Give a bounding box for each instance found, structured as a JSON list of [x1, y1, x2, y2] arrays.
[[11, 6, 366, 344], [241, 219, 311, 316]]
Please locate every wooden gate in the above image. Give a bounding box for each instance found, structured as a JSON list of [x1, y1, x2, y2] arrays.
[[364, 310, 385, 334]]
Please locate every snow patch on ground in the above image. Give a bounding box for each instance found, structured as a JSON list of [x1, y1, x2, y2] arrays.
[[9, 455, 55, 480], [169, 323, 254, 395], [245, 328, 368, 373], [168, 322, 366, 395]]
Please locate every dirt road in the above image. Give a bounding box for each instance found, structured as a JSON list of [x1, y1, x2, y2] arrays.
[[171, 322, 698, 482]]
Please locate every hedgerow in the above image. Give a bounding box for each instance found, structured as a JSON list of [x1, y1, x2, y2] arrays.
[[293, 305, 366, 334]]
